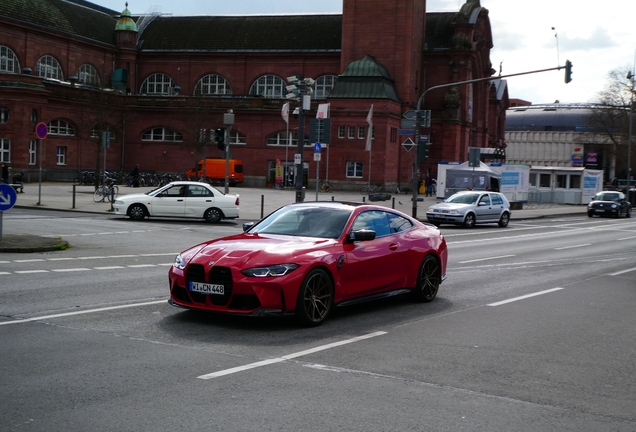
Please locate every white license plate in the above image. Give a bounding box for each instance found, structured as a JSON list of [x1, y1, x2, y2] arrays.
[[189, 281, 224, 295], [594, 209, 604, 212]]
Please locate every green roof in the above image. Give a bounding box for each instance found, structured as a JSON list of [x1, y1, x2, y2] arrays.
[[328, 55, 400, 102]]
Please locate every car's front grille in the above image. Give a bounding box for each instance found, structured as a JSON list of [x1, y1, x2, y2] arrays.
[[183, 264, 233, 306]]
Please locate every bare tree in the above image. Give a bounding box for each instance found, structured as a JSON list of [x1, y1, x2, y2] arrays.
[[588, 66, 634, 181]]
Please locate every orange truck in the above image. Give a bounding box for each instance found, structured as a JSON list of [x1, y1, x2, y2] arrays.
[[186, 158, 244, 186]]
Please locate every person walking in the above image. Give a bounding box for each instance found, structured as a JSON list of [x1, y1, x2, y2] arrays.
[[424, 173, 433, 197], [131, 164, 140, 187], [1, 163, 8, 184]]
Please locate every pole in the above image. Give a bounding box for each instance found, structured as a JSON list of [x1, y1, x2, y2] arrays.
[[295, 101, 306, 203], [37, 138, 42, 205], [224, 127, 230, 194]]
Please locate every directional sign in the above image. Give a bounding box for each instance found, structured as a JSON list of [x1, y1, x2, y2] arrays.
[[402, 137, 415, 152], [36, 122, 48, 139], [314, 142, 322, 153], [398, 129, 415, 135], [403, 110, 416, 119], [400, 119, 416, 129], [0, 184, 17, 211]]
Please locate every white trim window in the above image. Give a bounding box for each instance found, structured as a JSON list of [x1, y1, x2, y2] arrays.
[[140, 73, 175, 95], [141, 127, 183, 142], [29, 139, 37, 165], [357, 126, 365, 140], [0, 138, 10, 163], [249, 75, 285, 98], [195, 74, 232, 95], [314, 75, 338, 99], [56, 146, 67, 165], [228, 130, 247, 146], [78, 64, 101, 86], [346, 161, 364, 178], [338, 125, 345, 139], [0, 46, 20, 74], [348, 125, 355, 139], [35, 55, 63, 80], [48, 119, 75, 136]]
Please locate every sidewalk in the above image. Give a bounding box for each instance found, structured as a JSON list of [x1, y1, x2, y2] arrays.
[[1, 182, 587, 252]]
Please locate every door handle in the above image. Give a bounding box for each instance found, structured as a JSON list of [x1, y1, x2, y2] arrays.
[[389, 244, 398, 251]]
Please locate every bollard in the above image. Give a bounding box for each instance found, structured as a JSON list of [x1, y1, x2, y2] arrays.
[[110, 187, 115, 211], [392, 197, 395, 209], [260, 195, 264, 219], [72, 184, 76, 209], [331, 196, 334, 202]]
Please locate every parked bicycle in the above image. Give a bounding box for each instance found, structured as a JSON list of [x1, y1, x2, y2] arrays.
[[93, 177, 119, 202], [320, 181, 333, 193], [360, 184, 383, 195]]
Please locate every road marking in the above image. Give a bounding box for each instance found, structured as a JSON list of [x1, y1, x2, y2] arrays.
[[458, 254, 515, 264], [14, 270, 49, 274], [127, 264, 157, 268], [14, 259, 46, 263], [94, 266, 126, 270], [487, 288, 564, 306], [618, 235, 636, 241], [140, 253, 178, 257], [51, 268, 91, 272], [609, 267, 636, 276], [197, 331, 388, 380], [77, 256, 108, 260], [0, 272, 10, 275], [554, 243, 591, 250], [0, 300, 167, 326]]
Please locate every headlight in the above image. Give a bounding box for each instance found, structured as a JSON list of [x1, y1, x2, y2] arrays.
[[427, 207, 435, 212], [114, 200, 124, 205], [587, 202, 593, 208], [173, 254, 187, 270], [449, 209, 458, 214], [611, 204, 617, 208], [241, 264, 299, 278]]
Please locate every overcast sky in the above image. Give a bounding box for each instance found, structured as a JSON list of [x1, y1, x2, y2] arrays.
[[94, 0, 636, 105]]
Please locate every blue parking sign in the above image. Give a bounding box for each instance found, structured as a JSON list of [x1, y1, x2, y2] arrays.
[[0, 184, 17, 211], [314, 142, 322, 153]]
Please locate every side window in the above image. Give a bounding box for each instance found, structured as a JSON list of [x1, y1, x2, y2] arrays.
[[164, 185, 186, 197], [188, 185, 213, 197], [351, 211, 390, 237], [479, 195, 491, 205], [491, 194, 503, 205], [387, 213, 413, 233]]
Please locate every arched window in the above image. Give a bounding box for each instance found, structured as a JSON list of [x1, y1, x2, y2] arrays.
[[141, 127, 183, 142], [314, 75, 338, 99], [0, 46, 20, 74], [249, 75, 285, 98], [35, 55, 63, 80], [266, 131, 309, 147], [194, 74, 232, 95], [48, 119, 75, 136], [78, 64, 101, 86], [140, 73, 175, 95]]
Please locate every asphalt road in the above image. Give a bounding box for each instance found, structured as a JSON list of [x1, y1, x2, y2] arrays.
[[1, 210, 635, 431]]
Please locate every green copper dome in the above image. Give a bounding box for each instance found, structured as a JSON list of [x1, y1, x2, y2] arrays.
[[115, 4, 137, 32]]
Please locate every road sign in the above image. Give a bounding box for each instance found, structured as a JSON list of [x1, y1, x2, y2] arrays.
[[398, 129, 415, 135], [294, 153, 301, 164], [402, 137, 415, 152], [313, 152, 321, 161], [314, 142, 322, 153], [36, 122, 48, 139], [0, 184, 17, 211], [403, 110, 416, 119], [400, 119, 416, 129]]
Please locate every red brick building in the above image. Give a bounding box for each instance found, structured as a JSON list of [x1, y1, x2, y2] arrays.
[[0, 0, 508, 191]]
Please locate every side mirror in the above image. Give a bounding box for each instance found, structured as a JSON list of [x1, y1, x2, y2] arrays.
[[347, 229, 376, 243], [242, 222, 255, 232]]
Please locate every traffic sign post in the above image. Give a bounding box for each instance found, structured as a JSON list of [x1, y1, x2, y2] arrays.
[[35, 122, 48, 205], [0, 183, 18, 241]]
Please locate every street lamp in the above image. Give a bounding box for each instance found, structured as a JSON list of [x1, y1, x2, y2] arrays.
[[286, 75, 314, 202], [628, 70, 634, 187]]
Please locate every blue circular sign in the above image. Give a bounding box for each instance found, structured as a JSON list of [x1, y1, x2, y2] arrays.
[[314, 142, 322, 153], [0, 184, 18, 211], [36, 122, 48, 139]]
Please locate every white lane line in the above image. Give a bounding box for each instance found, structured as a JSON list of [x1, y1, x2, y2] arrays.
[[14, 259, 46, 263], [47, 257, 75, 261], [140, 253, 178, 257], [94, 266, 126, 270], [77, 256, 108, 260], [14, 270, 49, 274], [0, 272, 10, 275], [127, 264, 157, 268], [0, 300, 167, 326], [458, 254, 515, 264], [554, 243, 591, 250], [618, 236, 636, 241], [197, 331, 388, 380], [0, 261, 10, 264], [488, 288, 564, 307], [51, 268, 91, 272], [80, 233, 97, 236], [108, 254, 138, 258], [609, 267, 636, 276]]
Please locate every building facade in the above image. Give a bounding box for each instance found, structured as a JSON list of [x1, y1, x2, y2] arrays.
[[0, 0, 508, 190]]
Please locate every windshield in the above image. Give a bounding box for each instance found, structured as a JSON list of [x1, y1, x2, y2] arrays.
[[596, 193, 620, 201], [445, 193, 480, 205], [249, 206, 353, 238]]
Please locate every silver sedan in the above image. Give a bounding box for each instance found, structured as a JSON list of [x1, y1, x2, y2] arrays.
[[426, 191, 511, 228]]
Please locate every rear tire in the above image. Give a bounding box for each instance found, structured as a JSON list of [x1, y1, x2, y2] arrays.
[[498, 212, 510, 227], [411, 255, 440, 303], [204, 208, 223, 223]]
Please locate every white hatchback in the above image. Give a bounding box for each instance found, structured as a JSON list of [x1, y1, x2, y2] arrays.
[[426, 191, 511, 228], [113, 181, 239, 223]]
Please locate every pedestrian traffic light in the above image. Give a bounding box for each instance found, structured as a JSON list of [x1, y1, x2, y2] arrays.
[[215, 127, 225, 150], [564, 60, 573, 84]]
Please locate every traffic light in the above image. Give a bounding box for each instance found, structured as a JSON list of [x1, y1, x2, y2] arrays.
[[215, 127, 225, 150], [418, 139, 431, 163], [564, 60, 573, 84]]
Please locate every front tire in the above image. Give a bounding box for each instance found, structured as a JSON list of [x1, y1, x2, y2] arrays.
[[463, 213, 476, 228], [204, 208, 223, 223], [296, 269, 334, 327], [128, 204, 147, 221], [498, 212, 510, 227], [411, 255, 440, 303], [627, 207, 632, 218]]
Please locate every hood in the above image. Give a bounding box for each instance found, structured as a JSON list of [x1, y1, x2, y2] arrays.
[[187, 233, 336, 268]]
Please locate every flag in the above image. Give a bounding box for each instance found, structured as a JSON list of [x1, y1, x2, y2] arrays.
[[365, 104, 373, 151], [281, 102, 289, 125], [316, 103, 330, 119]]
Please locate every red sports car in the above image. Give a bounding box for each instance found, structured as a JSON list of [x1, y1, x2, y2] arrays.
[[168, 201, 448, 326]]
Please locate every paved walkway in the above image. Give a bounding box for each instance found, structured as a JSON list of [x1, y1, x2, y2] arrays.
[[1, 182, 587, 252]]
